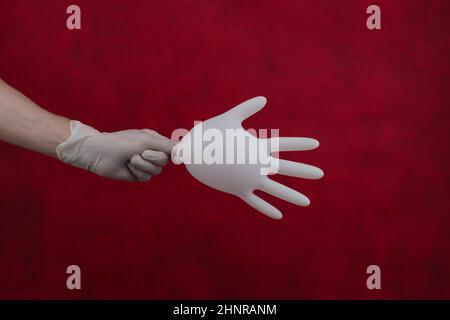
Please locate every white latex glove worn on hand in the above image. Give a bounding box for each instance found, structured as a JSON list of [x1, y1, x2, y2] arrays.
[[56, 120, 173, 181]]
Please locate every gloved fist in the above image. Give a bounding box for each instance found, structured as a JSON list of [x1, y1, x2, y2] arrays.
[[56, 120, 174, 181]]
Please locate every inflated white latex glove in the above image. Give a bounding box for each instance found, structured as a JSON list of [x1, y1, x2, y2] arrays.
[[171, 97, 323, 219], [57, 120, 173, 181]]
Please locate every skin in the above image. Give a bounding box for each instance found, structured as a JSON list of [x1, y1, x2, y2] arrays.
[[0, 78, 71, 157], [0, 78, 173, 182]]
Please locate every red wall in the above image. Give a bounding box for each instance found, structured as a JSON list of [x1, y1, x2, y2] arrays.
[[0, 0, 449, 299]]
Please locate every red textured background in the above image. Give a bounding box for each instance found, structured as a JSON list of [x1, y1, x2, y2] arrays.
[[0, 0, 449, 299]]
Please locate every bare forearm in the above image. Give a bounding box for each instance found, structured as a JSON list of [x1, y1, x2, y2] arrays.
[[0, 78, 71, 157], [0, 78, 173, 182]]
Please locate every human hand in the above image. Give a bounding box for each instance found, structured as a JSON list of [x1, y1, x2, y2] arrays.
[[57, 121, 174, 181]]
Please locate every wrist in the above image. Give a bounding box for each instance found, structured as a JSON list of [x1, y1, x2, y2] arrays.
[[53, 116, 72, 148], [56, 120, 99, 167], [37, 115, 72, 158]]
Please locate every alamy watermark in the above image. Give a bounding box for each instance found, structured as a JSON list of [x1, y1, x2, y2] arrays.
[[170, 122, 280, 175]]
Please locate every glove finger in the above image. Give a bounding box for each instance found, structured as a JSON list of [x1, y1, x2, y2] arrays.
[[224, 96, 267, 122], [269, 137, 320, 152], [126, 162, 152, 182], [131, 154, 163, 175], [277, 159, 324, 179], [244, 192, 282, 220], [141, 130, 176, 154], [141, 150, 169, 166], [259, 178, 310, 206]]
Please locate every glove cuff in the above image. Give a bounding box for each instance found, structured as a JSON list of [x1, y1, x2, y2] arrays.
[[56, 120, 99, 168]]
